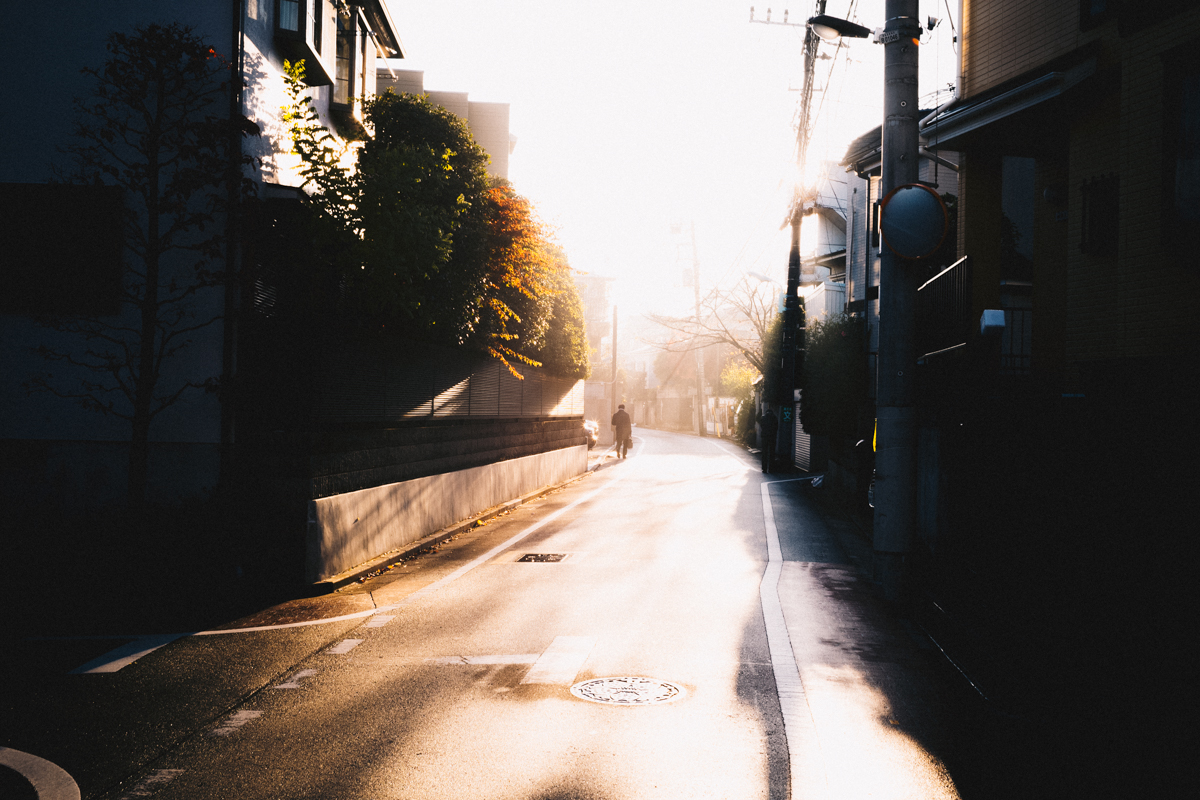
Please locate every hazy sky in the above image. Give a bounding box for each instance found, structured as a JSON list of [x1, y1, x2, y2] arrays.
[[385, 1, 959, 319]]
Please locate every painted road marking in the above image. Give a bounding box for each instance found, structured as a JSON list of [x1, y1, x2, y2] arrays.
[[68, 634, 186, 674], [367, 472, 629, 617], [54, 443, 630, 676], [521, 636, 596, 684], [327, 639, 363, 654], [210, 710, 262, 736], [117, 768, 184, 799], [425, 654, 540, 665], [273, 668, 317, 689], [761, 481, 829, 799], [365, 614, 395, 628], [0, 747, 80, 800]]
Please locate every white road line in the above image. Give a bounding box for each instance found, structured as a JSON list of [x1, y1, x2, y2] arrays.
[[210, 709, 262, 736], [0, 747, 80, 800], [117, 768, 184, 799], [59, 455, 629, 675], [371, 470, 628, 617], [701, 436, 758, 472], [761, 481, 829, 799], [68, 634, 186, 674], [365, 614, 395, 628], [521, 636, 596, 684], [327, 639, 363, 654], [425, 654, 539, 665], [273, 668, 316, 689]]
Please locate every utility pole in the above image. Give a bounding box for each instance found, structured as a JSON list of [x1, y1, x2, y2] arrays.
[[872, 0, 922, 601], [755, 1, 824, 467], [611, 304, 619, 410], [690, 223, 707, 437]]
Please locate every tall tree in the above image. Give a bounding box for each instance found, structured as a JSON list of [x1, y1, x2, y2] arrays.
[[528, 245, 590, 380], [648, 277, 783, 376], [31, 24, 257, 507], [283, 80, 589, 377]]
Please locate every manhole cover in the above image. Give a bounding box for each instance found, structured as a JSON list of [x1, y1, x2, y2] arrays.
[[517, 553, 567, 562], [570, 677, 685, 705]]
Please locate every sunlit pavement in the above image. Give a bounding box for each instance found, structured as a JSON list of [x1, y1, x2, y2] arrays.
[[2, 428, 982, 799]]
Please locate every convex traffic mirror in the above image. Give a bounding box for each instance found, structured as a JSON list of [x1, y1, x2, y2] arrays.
[[879, 183, 949, 260]]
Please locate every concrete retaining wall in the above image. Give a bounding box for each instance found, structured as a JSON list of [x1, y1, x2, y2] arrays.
[[306, 444, 587, 582]]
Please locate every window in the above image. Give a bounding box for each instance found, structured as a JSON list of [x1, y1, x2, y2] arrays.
[[1079, 174, 1119, 256], [1164, 52, 1200, 245], [1079, 0, 1112, 32], [1001, 156, 1036, 281], [870, 177, 881, 249], [275, 0, 332, 85], [278, 0, 300, 32], [334, 11, 352, 105]]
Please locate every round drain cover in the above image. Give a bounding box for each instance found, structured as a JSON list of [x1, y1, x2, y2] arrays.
[[570, 677, 685, 705]]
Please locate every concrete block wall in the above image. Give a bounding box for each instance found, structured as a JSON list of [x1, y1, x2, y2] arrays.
[[307, 443, 587, 582]]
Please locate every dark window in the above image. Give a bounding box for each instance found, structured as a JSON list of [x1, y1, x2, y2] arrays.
[[278, 0, 300, 32], [873, 177, 883, 247], [1079, 174, 1120, 256], [334, 11, 352, 105], [1164, 52, 1200, 245], [1079, 0, 1112, 32], [276, 0, 322, 55], [1001, 156, 1036, 281], [274, 0, 332, 85], [0, 183, 124, 316]]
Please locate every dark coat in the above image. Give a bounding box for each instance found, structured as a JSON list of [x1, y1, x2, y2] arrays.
[[758, 410, 779, 441], [611, 408, 632, 440]]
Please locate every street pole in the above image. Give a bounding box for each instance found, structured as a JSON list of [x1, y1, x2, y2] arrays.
[[873, 0, 922, 601], [779, 211, 801, 464], [691, 223, 707, 436], [611, 304, 619, 411]]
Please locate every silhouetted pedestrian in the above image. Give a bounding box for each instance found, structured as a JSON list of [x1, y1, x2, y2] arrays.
[[758, 406, 778, 473], [612, 403, 632, 458]]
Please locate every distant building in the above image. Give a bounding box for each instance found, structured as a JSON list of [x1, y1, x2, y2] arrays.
[[376, 68, 516, 179]]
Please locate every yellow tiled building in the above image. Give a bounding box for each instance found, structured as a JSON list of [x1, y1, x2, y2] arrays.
[[925, 0, 1198, 389]]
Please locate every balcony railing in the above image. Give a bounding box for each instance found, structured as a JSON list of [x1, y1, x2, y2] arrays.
[[917, 256, 972, 361]]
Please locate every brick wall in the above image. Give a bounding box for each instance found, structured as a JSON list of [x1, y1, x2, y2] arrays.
[[963, 0, 1083, 98]]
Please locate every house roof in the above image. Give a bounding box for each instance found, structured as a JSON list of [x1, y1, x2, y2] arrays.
[[360, 0, 405, 58], [839, 111, 939, 176], [920, 58, 1096, 148]]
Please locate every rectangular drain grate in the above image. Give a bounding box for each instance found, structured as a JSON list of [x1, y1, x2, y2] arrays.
[[517, 553, 568, 562]]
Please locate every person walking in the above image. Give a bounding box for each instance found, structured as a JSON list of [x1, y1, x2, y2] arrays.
[[758, 405, 778, 473], [611, 403, 632, 459]]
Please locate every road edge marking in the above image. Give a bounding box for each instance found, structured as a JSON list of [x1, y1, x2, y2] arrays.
[[760, 482, 829, 799], [370, 466, 629, 616]]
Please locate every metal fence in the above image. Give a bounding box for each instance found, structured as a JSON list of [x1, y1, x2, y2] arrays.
[[310, 345, 584, 426], [916, 256, 972, 359]]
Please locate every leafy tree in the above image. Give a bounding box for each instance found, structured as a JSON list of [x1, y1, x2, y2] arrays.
[[719, 359, 758, 399], [799, 313, 869, 437], [527, 246, 590, 379], [282, 64, 471, 325], [282, 78, 589, 377], [30, 23, 257, 507]]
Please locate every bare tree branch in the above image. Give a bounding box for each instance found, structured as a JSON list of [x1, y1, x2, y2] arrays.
[[646, 278, 779, 376]]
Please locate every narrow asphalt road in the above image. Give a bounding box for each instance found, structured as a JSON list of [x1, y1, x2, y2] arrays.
[[2, 428, 967, 799]]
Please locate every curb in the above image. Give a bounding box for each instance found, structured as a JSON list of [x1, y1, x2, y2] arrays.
[[310, 456, 608, 593]]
